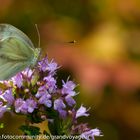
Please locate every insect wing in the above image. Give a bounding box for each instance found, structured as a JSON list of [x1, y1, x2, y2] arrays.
[[0, 24, 34, 48], [0, 59, 28, 80], [0, 37, 34, 80]]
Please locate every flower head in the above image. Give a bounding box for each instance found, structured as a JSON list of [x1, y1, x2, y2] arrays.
[[14, 98, 27, 114], [0, 55, 101, 139], [23, 68, 33, 79], [54, 98, 67, 118], [26, 99, 37, 113], [38, 56, 48, 72], [12, 73, 23, 88], [38, 94, 52, 108], [36, 85, 49, 98], [46, 59, 59, 75], [76, 105, 90, 118], [2, 89, 14, 105], [65, 95, 76, 107], [81, 128, 103, 140], [43, 75, 57, 93], [62, 80, 76, 96], [54, 98, 66, 111], [38, 57, 58, 75]]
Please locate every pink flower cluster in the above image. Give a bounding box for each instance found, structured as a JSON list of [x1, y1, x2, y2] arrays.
[[0, 56, 102, 139]]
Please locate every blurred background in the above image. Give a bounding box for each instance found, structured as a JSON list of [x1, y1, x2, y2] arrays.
[[1, 0, 140, 139]]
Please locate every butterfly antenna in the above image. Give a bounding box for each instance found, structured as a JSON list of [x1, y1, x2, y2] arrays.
[[35, 24, 40, 47]]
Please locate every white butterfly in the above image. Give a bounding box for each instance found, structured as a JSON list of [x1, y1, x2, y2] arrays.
[[0, 24, 41, 80]]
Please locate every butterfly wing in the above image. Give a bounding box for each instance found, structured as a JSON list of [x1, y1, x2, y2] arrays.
[[0, 37, 35, 80], [0, 37, 34, 60], [0, 24, 34, 48], [0, 24, 41, 80], [0, 59, 28, 80]]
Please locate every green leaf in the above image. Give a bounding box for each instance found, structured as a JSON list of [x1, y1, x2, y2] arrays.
[[19, 125, 41, 136], [61, 117, 72, 135], [46, 108, 72, 135], [45, 108, 63, 135]]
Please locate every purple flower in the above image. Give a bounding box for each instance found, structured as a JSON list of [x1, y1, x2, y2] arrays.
[[38, 57, 58, 74], [54, 98, 66, 111], [65, 95, 76, 107], [58, 109, 67, 118], [15, 98, 37, 114], [0, 103, 7, 118], [35, 85, 49, 98], [62, 80, 76, 96], [76, 105, 90, 118], [38, 56, 48, 72], [2, 89, 14, 105], [36, 85, 52, 107], [12, 73, 23, 88], [14, 98, 27, 114], [0, 55, 101, 137], [22, 68, 33, 79], [80, 128, 102, 140], [38, 94, 52, 108], [26, 99, 37, 113], [54, 98, 67, 118], [43, 75, 57, 93], [46, 59, 59, 74]]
